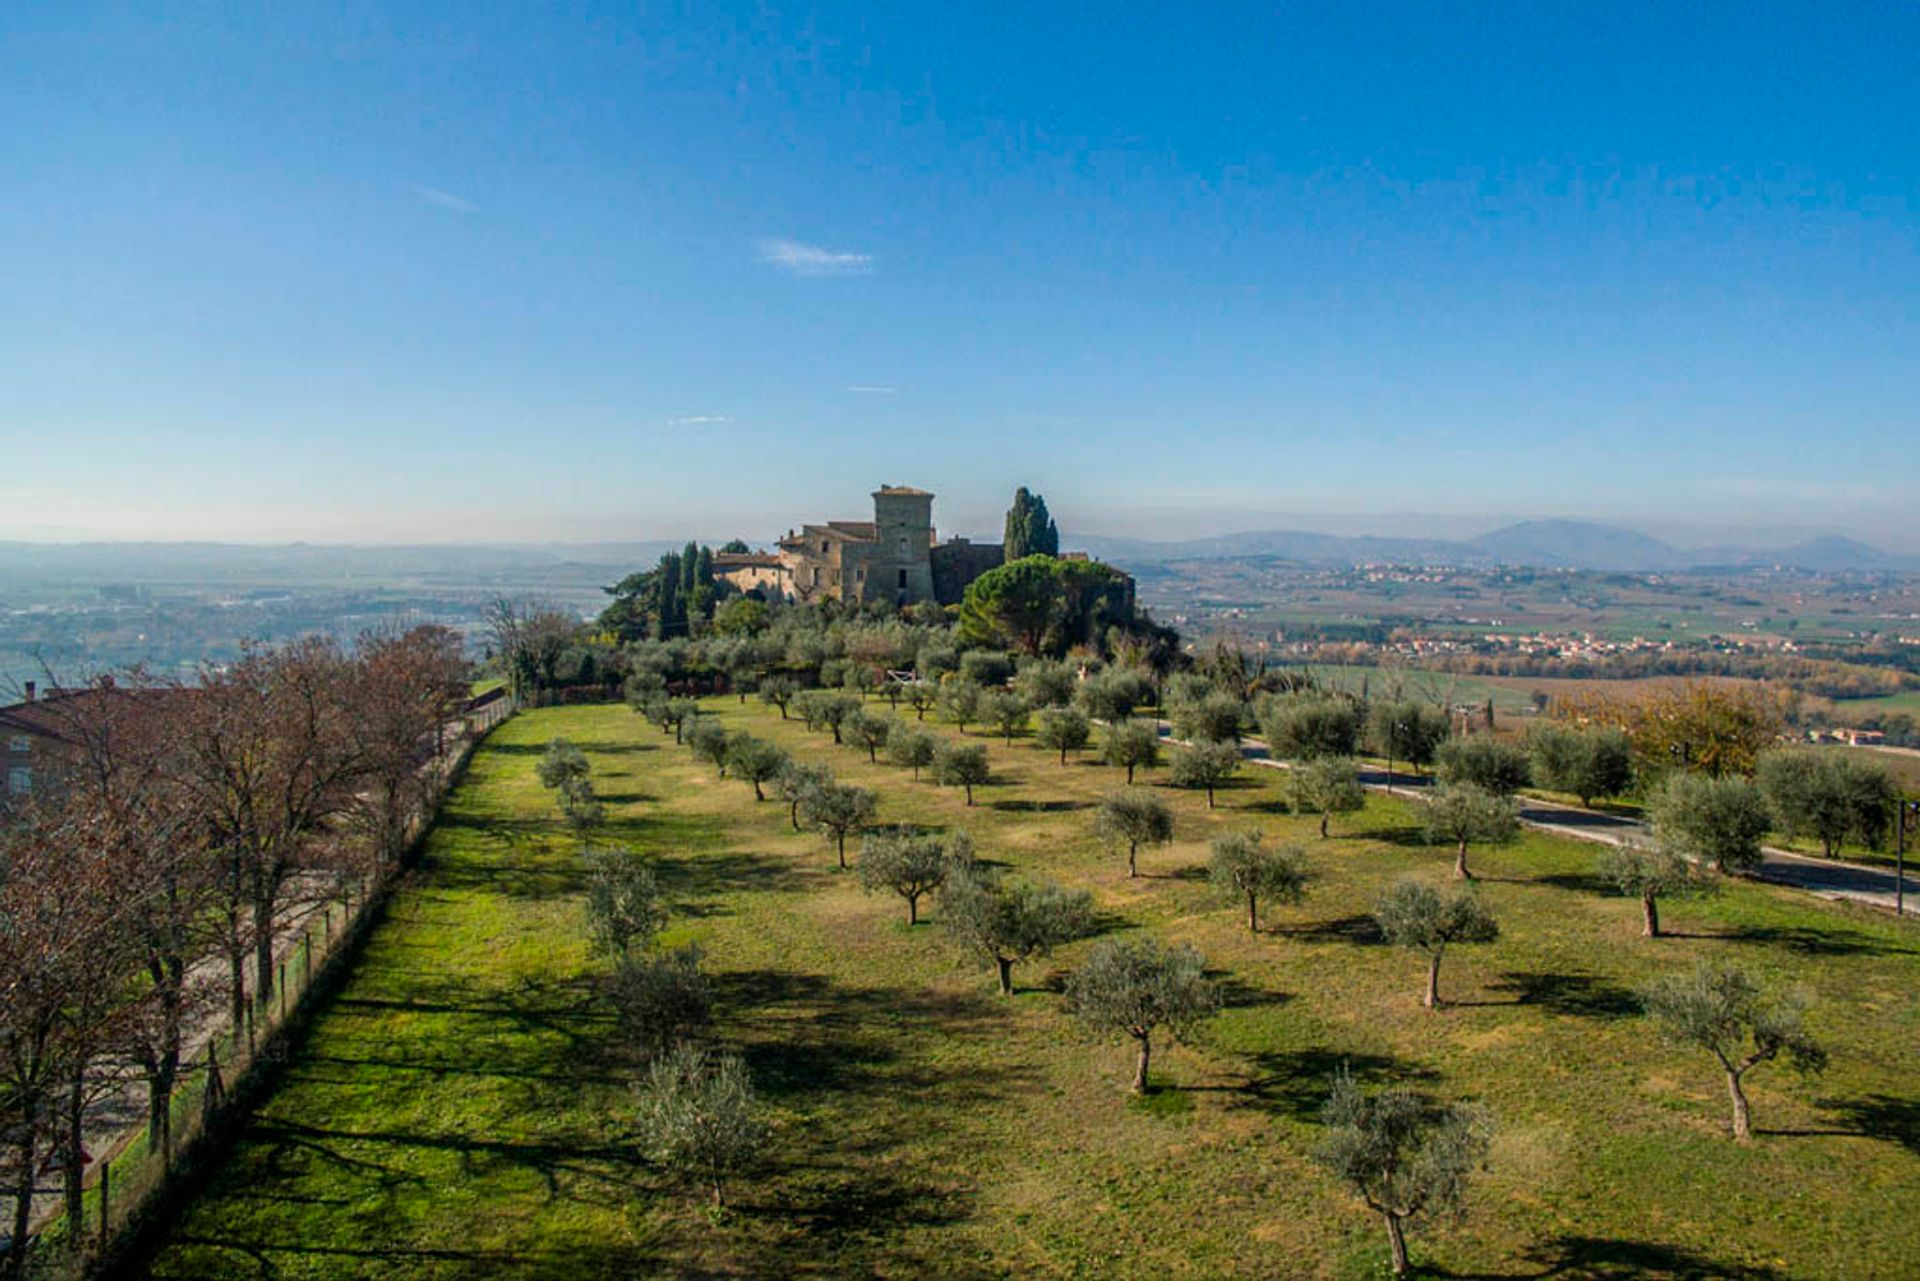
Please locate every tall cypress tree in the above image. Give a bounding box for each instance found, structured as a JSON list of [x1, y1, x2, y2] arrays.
[[1004, 487, 1061, 560], [655, 552, 682, 638], [681, 540, 700, 598]]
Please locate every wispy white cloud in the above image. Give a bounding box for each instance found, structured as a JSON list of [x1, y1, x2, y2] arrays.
[[845, 385, 897, 394], [663, 414, 735, 427], [756, 237, 873, 277], [412, 184, 478, 215]]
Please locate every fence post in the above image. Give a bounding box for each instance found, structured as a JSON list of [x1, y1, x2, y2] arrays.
[[279, 961, 287, 1020], [303, 928, 312, 987], [98, 1156, 110, 1251]]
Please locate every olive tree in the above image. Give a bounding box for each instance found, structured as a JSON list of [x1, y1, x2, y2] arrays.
[[1757, 748, 1897, 857], [858, 828, 969, 925], [1077, 669, 1145, 723], [815, 693, 862, 744], [1641, 962, 1826, 1141], [844, 709, 894, 763], [1650, 773, 1772, 874], [726, 735, 788, 802], [1172, 691, 1245, 744], [934, 742, 992, 805], [1170, 740, 1242, 809], [1209, 830, 1310, 932], [1434, 738, 1531, 797], [905, 681, 939, 721], [801, 782, 877, 869], [584, 848, 666, 959], [1102, 717, 1162, 783], [885, 725, 939, 779], [537, 738, 592, 793], [1258, 693, 1361, 760], [1034, 706, 1093, 765], [942, 868, 1095, 995], [1289, 756, 1367, 837], [959, 650, 1015, 687], [775, 760, 832, 831], [1317, 1069, 1493, 1277], [1367, 701, 1450, 777], [1598, 840, 1712, 937], [757, 676, 797, 719], [558, 777, 605, 843], [687, 719, 733, 776], [981, 690, 1031, 744], [1525, 723, 1632, 807], [939, 679, 984, 732], [1422, 783, 1520, 880], [613, 946, 713, 1062], [664, 698, 700, 744], [1015, 658, 1078, 707], [1373, 878, 1499, 1009], [1095, 788, 1174, 878], [634, 1044, 768, 1208], [1066, 937, 1219, 1093]]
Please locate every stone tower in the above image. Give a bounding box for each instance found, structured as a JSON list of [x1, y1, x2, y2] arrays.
[[871, 485, 936, 603]]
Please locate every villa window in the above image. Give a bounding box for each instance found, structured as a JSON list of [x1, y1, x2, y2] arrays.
[[8, 768, 29, 795], [898, 568, 908, 589], [7, 736, 27, 753]]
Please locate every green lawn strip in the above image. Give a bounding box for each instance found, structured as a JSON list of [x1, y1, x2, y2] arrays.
[[146, 698, 1920, 1278]]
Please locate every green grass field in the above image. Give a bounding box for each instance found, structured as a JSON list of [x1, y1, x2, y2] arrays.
[[143, 699, 1920, 1278]]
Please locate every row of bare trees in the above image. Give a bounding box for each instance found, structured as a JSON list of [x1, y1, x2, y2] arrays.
[[0, 627, 468, 1273]]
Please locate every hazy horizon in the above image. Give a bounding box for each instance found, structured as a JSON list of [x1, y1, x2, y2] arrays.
[[2, 501, 1913, 556]]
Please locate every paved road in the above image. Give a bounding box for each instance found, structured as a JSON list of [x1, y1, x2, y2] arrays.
[[1168, 726, 1920, 916]]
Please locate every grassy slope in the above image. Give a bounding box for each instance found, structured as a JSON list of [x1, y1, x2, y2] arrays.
[[146, 699, 1920, 1279]]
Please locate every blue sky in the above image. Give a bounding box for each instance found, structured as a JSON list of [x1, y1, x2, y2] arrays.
[[3, 2, 1916, 548]]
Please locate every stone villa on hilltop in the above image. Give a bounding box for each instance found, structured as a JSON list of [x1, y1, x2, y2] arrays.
[[714, 485, 1005, 607]]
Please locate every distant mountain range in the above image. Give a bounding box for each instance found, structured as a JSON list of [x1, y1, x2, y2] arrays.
[[1, 522, 1913, 591], [1073, 520, 1920, 574]]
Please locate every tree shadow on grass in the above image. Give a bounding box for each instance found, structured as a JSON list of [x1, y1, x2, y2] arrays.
[[1687, 923, 1918, 959], [1214, 1047, 1435, 1119], [1366, 823, 1435, 849], [1502, 1234, 1787, 1279], [732, 1161, 991, 1278], [1144, 864, 1208, 881], [987, 797, 1092, 813], [714, 969, 1010, 1104], [431, 855, 585, 903], [1533, 870, 1612, 895], [645, 848, 817, 916], [1207, 971, 1292, 1012], [1812, 1093, 1920, 1154], [1467, 970, 1640, 1019], [166, 1232, 664, 1276], [1272, 913, 1387, 945], [242, 1115, 637, 1215]]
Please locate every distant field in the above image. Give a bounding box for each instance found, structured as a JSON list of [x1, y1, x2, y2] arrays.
[[145, 699, 1920, 1278], [1834, 688, 1920, 719], [1276, 663, 1761, 719]]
